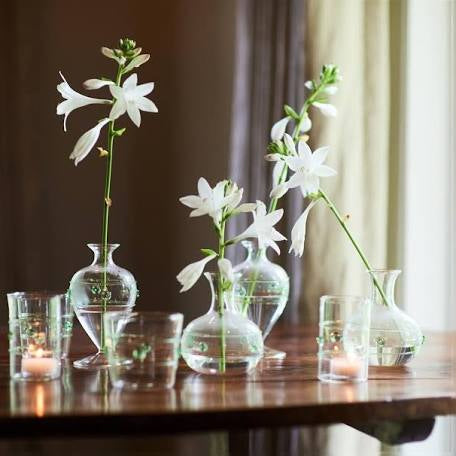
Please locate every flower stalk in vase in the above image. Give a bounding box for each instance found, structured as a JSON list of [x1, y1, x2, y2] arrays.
[[267, 64, 389, 307], [241, 64, 344, 314], [177, 178, 286, 372], [57, 38, 158, 351]]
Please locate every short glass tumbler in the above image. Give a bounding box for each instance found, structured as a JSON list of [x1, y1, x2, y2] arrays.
[[8, 292, 73, 361], [8, 292, 63, 381], [317, 296, 371, 383], [104, 311, 183, 390]]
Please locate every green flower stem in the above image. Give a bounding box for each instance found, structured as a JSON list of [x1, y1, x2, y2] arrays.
[[100, 64, 123, 353], [217, 213, 227, 373], [319, 189, 390, 307]]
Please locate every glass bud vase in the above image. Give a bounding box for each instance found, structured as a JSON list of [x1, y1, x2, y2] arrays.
[[232, 240, 289, 360], [368, 269, 424, 366], [69, 244, 137, 370], [181, 273, 264, 375]]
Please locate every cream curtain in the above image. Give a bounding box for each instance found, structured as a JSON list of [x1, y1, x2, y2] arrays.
[[302, 0, 395, 323]]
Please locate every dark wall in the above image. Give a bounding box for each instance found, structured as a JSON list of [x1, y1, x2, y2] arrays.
[[0, 0, 236, 324]]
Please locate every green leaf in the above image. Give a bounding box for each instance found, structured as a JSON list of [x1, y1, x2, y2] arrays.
[[283, 104, 300, 120], [201, 248, 217, 257]]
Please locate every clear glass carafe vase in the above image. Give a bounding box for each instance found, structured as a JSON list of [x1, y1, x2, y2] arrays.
[[69, 244, 137, 370], [368, 269, 424, 366], [181, 273, 264, 375], [232, 240, 289, 359]]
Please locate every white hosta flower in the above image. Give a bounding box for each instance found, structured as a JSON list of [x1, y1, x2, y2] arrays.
[[270, 116, 291, 141], [109, 73, 158, 127], [270, 140, 336, 199], [83, 79, 115, 90], [234, 203, 257, 213], [313, 102, 337, 117], [289, 200, 318, 257], [69, 118, 110, 166], [272, 160, 286, 187], [233, 201, 286, 254], [180, 178, 243, 224], [218, 258, 234, 284], [177, 254, 216, 292], [57, 72, 111, 131], [123, 54, 150, 73]]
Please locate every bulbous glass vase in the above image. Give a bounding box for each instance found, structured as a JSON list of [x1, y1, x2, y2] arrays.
[[181, 273, 264, 375], [232, 240, 289, 359], [69, 244, 137, 370], [368, 269, 424, 366]]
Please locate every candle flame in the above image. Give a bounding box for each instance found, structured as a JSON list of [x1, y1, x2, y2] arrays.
[[35, 348, 44, 358]]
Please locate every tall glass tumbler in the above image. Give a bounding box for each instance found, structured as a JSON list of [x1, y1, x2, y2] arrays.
[[8, 292, 63, 381], [104, 311, 183, 390], [317, 296, 371, 383]]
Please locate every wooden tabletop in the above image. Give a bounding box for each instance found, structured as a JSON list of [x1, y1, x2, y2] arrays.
[[1, 325, 455, 437]]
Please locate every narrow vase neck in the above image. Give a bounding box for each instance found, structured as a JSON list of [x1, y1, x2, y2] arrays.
[[88, 243, 119, 266], [242, 240, 267, 261], [205, 273, 231, 313], [369, 269, 400, 307]]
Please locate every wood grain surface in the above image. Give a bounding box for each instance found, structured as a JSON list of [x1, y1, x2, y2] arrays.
[[0, 325, 455, 437]]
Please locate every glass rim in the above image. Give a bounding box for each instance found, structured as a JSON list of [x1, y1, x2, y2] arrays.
[[7, 291, 68, 299], [104, 310, 184, 322], [233, 279, 290, 284], [367, 268, 401, 274], [320, 295, 370, 303], [87, 242, 120, 249]]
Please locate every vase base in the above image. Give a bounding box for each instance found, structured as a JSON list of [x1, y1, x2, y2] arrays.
[[73, 352, 109, 370], [263, 346, 286, 360]]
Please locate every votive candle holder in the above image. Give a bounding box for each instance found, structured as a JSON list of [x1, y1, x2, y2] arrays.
[[8, 292, 64, 381], [317, 295, 371, 383]]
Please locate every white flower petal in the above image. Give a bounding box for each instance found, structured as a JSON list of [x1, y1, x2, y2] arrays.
[[69, 118, 110, 166], [311, 146, 330, 166], [179, 195, 201, 208], [270, 116, 290, 141], [123, 54, 150, 73], [304, 80, 313, 90], [218, 258, 234, 283], [313, 102, 337, 117], [283, 133, 296, 155], [109, 98, 127, 121], [136, 96, 158, 113], [273, 161, 286, 187], [270, 183, 289, 199], [299, 115, 312, 133], [83, 79, 115, 90], [314, 165, 337, 177], [176, 255, 216, 292], [235, 203, 257, 213], [131, 82, 155, 98], [289, 200, 318, 257], [127, 102, 141, 127], [123, 73, 138, 90]]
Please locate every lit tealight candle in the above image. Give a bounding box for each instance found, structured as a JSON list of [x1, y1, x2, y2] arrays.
[[22, 347, 59, 378], [330, 354, 363, 378]]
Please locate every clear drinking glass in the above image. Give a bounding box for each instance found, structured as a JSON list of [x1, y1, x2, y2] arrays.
[[104, 311, 183, 390], [317, 296, 371, 383], [8, 292, 63, 381], [8, 292, 73, 361]]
